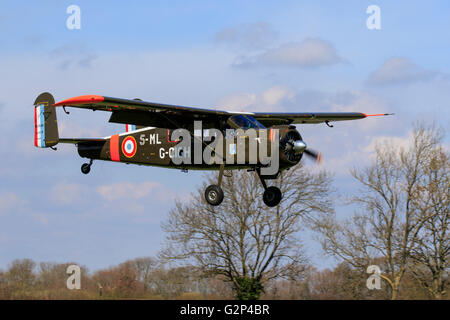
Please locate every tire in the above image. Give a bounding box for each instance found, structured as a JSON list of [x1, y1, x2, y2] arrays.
[[205, 185, 224, 206], [263, 186, 282, 207], [81, 163, 91, 174]]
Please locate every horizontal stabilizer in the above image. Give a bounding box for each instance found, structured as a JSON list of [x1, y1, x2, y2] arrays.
[[59, 138, 107, 144]]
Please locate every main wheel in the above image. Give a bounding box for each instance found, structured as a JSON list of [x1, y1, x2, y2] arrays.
[[81, 163, 91, 174], [263, 186, 282, 207], [205, 185, 224, 206]]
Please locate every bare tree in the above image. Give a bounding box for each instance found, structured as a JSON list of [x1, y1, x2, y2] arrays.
[[314, 123, 446, 299], [161, 163, 333, 299], [3, 259, 36, 299], [409, 146, 449, 299], [92, 262, 139, 298], [128, 257, 158, 293], [0, 268, 5, 299]]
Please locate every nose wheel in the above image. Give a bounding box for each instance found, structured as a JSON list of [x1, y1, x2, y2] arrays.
[[81, 159, 93, 174]]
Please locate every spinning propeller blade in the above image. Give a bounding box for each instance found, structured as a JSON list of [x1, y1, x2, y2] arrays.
[[304, 149, 323, 164]]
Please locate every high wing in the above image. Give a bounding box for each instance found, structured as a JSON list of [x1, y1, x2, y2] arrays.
[[53, 95, 228, 115], [252, 112, 392, 127], [53, 94, 392, 127]]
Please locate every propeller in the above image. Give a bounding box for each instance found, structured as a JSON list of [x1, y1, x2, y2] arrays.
[[281, 131, 322, 164], [304, 148, 323, 165]]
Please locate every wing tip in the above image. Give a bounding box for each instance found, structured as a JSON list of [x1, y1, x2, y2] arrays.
[[363, 113, 395, 117], [53, 95, 105, 107]]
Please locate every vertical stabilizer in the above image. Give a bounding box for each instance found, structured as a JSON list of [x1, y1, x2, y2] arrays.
[[34, 92, 59, 148]]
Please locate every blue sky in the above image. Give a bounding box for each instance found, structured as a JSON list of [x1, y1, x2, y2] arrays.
[[0, 0, 449, 272]]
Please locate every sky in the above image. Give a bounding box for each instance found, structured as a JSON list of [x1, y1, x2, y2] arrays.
[[0, 0, 449, 272]]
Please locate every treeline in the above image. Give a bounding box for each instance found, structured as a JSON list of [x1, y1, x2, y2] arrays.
[[0, 257, 445, 300], [0, 257, 229, 300]]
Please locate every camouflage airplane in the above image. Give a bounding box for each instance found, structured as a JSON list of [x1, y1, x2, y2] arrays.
[[34, 92, 391, 207]]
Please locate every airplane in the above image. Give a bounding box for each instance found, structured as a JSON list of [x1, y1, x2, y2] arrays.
[[33, 92, 392, 207]]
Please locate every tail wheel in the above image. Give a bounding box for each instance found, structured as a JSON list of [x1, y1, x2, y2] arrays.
[[205, 185, 224, 206], [263, 186, 282, 207], [81, 163, 91, 174]]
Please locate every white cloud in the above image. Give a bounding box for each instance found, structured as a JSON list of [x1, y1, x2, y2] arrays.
[[216, 86, 294, 112], [262, 86, 295, 106], [216, 92, 257, 111], [363, 133, 414, 155], [322, 131, 425, 175], [368, 57, 440, 86], [234, 38, 342, 68]]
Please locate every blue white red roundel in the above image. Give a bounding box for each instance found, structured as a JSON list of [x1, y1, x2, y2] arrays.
[[121, 136, 137, 158]]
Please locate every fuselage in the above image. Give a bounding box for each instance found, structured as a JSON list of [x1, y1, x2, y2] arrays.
[[77, 126, 300, 173]]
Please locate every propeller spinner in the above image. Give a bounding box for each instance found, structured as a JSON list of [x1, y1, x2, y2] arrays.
[[282, 131, 322, 164]]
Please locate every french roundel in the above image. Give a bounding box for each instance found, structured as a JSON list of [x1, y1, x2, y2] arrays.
[[121, 136, 137, 158]]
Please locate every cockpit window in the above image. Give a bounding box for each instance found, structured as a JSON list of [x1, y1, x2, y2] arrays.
[[228, 115, 266, 129]]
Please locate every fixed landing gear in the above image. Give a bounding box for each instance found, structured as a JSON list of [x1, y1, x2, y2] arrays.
[[205, 185, 224, 206], [257, 169, 282, 207], [263, 186, 282, 207], [81, 159, 93, 174], [204, 166, 283, 207], [205, 164, 225, 206]]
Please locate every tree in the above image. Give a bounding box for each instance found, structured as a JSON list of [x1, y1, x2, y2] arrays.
[[314, 123, 446, 299], [128, 257, 158, 293], [161, 163, 333, 300], [409, 146, 449, 299], [92, 262, 139, 298], [3, 259, 36, 299], [0, 268, 5, 299]]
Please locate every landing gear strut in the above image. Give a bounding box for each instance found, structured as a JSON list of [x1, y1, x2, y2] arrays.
[[204, 166, 282, 207], [257, 169, 282, 207], [81, 159, 93, 175], [205, 164, 225, 206]]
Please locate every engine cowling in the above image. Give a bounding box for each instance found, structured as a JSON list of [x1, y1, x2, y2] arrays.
[[279, 127, 306, 166]]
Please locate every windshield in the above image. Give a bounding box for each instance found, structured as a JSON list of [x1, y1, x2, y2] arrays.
[[228, 115, 266, 129]]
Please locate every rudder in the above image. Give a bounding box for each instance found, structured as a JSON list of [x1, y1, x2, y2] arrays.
[[34, 92, 59, 148]]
